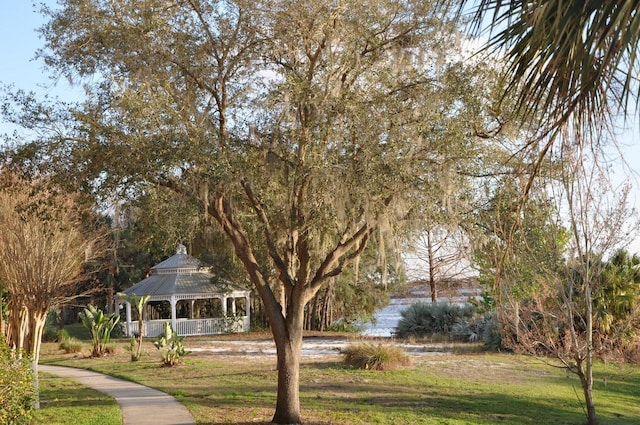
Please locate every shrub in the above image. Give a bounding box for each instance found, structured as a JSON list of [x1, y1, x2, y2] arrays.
[[395, 302, 474, 338], [79, 305, 120, 357], [56, 328, 70, 342], [59, 337, 83, 354], [222, 313, 244, 334], [450, 312, 503, 350], [451, 315, 486, 342], [341, 342, 410, 371], [481, 313, 503, 350], [327, 319, 366, 333], [154, 322, 188, 366], [42, 310, 63, 342], [0, 339, 35, 425]]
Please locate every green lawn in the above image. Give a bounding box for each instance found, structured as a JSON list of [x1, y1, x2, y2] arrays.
[[36, 336, 640, 424], [33, 374, 121, 425]]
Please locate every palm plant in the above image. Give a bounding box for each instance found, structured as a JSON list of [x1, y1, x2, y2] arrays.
[[154, 322, 187, 367], [596, 250, 640, 338], [458, 1, 640, 131], [117, 293, 150, 361], [79, 305, 120, 357]]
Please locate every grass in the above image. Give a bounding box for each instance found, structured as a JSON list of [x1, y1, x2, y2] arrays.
[[36, 334, 640, 424], [341, 342, 411, 370], [33, 374, 121, 425]]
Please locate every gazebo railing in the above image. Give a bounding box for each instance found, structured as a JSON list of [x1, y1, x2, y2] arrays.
[[126, 317, 250, 338]]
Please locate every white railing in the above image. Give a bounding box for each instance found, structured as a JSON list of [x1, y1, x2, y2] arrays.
[[125, 317, 250, 337]]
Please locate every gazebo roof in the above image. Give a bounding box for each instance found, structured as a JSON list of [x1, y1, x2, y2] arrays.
[[121, 245, 249, 298], [150, 244, 202, 272]]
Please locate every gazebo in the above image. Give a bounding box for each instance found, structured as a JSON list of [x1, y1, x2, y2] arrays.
[[116, 245, 251, 337]]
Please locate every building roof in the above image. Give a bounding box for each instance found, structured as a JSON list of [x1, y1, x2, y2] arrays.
[[151, 244, 202, 272], [120, 245, 250, 298]]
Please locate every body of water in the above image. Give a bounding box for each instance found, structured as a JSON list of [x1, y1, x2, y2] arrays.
[[362, 293, 480, 337]]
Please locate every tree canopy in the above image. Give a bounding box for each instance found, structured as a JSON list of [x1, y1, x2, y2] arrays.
[[1, 1, 522, 423]]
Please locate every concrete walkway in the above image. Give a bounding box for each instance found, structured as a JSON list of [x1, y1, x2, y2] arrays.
[[39, 365, 196, 425]]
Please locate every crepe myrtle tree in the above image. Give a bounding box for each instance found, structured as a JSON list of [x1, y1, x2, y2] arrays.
[[4, 0, 503, 422], [0, 173, 101, 408]]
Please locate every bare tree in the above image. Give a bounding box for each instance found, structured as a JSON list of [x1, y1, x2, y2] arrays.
[[499, 131, 636, 425], [405, 224, 474, 302], [0, 175, 101, 407]]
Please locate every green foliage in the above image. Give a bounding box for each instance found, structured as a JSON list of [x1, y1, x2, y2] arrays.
[[451, 312, 503, 350], [42, 309, 63, 342], [341, 342, 410, 371], [473, 179, 568, 306], [78, 305, 120, 357], [0, 339, 35, 425], [117, 293, 150, 361], [395, 302, 474, 338], [154, 322, 188, 366], [59, 336, 83, 354], [595, 249, 640, 339], [305, 270, 390, 331], [222, 313, 244, 334], [460, 0, 640, 133], [326, 319, 366, 334]]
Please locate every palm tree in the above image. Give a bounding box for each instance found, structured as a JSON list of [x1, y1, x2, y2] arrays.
[[597, 249, 640, 338], [458, 1, 640, 132]]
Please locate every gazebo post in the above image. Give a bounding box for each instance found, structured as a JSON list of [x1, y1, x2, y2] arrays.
[[170, 295, 177, 332], [125, 302, 132, 337], [245, 295, 251, 331]]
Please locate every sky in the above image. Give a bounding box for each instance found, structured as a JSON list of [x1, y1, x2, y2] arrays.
[[2, 1, 640, 255]]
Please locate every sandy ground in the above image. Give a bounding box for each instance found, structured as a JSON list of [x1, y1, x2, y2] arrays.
[[188, 335, 459, 359]]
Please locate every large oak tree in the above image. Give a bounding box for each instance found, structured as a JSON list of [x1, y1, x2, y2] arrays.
[[3, 1, 500, 422]]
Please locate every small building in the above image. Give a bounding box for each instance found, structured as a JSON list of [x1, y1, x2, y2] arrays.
[[116, 245, 250, 337]]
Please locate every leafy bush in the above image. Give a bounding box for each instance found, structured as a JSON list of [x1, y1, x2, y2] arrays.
[[79, 305, 120, 357], [59, 337, 83, 354], [0, 339, 35, 424], [395, 302, 474, 338], [222, 313, 245, 334], [480, 313, 503, 350], [154, 322, 188, 366], [327, 318, 366, 333], [451, 312, 503, 349], [42, 310, 63, 342], [451, 315, 486, 342], [341, 342, 410, 371]]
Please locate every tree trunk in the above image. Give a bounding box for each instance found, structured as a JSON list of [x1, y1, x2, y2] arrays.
[[29, 313, 47, 410], [271, 300, 304, 424], [272, 334, 303, 424], [427, 230, 438, 303], [582, 378, 597, 425], [583, 278, 597, 425], [0, 296, 4, 338]]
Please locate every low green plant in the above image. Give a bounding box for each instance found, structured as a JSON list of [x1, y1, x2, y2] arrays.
[[42, 309, 64, 342], [59, 337, 83, 354], [117, 293, 150, 361], [395, 302, 474, 338], [78, 305, 120, 357], [327, 318, 366, 333], [0, 339, 35, 424], [222, 312, 244, 334], [154, 322, 188, 366], [341, 342, 410, 371], [56, 328, 70, 342]]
